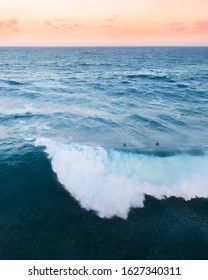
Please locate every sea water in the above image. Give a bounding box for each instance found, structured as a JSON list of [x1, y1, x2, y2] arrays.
[[0, 47, 208, 259]]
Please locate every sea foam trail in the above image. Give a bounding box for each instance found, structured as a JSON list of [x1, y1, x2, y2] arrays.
[[35, 138, 208, 219]]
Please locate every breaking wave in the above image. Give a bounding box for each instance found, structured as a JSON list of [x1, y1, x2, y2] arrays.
[[35, 138, 208, 219]]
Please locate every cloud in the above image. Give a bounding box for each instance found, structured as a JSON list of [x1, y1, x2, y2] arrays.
[[99, 16, 120, 32], [106, 15, 119, 22], [0, 19, 19, 32], [44, 20, 53, 26], [195, 20, 208, 33], [55, 17, 69, 22], [44, 18, 85, 30], [44, 20, 58, 29], [163, 20, 208, 35], [74, 24, 85, 28], [100, 24, 118, 31], [164, 22, 187, 32]]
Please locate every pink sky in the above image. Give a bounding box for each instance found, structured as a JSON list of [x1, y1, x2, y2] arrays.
[[0, 0, 208, 46]]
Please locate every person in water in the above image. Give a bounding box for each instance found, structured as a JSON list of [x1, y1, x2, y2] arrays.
[[123, 143, 127, 147], [156, 141, 159, 146]]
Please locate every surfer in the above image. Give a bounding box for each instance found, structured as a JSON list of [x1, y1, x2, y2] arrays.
[[123, 143, 127, 147], [156, 141, 159, 147]]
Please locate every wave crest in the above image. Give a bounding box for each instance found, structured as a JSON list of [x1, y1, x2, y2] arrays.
[[35, 138, 208, 219]]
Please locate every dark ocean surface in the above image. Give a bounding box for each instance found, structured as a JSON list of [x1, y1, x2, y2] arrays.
[[0, 47, 208, 259]]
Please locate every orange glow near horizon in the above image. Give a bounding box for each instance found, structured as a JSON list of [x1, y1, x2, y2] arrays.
[[0, 0, 208, 46]]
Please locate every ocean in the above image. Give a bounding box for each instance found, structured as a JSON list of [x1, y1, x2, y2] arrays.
[[0, 47, 208, 259]]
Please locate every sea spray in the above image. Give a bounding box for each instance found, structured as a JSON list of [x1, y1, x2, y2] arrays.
[[35, 138, 208, 219]]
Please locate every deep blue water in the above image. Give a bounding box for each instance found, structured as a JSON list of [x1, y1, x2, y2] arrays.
[[0, 47, 208, 259]]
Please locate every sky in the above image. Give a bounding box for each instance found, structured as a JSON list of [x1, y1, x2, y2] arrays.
[[0, 0, 208, 46]]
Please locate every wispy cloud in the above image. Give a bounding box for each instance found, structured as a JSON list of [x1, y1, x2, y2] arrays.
[[55, 17, 70, 22], [105, 15, 119, 22], [195, 20, 208, 33], [44, 18, 85, 30], [74, 23, 85, 28], [0, 19, 19, 32], [100, 24, 117, 30], [164, 20, 208, 34], [164, 22, 187, 32], [99, 16, 121, 32], [44, 20, 53, 26]]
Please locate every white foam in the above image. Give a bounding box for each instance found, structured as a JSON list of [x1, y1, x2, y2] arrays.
[[35, 138, 208, 219]]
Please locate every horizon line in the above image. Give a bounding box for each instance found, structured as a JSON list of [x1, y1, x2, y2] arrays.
[[0, 45, 208, 48]]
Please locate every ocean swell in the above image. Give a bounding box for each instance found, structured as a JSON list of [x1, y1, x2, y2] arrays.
[[35, 138, 208, 219]]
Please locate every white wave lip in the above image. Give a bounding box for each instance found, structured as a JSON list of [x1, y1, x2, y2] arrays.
[[35, 138, 208, 219]]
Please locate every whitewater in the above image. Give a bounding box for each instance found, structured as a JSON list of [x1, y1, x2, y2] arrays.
[[35, 138, 208, 219]]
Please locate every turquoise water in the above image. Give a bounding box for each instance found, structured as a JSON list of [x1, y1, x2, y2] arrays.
[[0, 47, 208, 259]]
